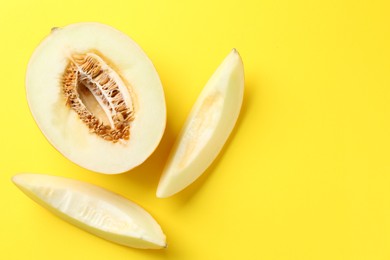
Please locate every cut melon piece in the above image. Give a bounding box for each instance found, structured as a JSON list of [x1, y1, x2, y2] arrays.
[[12, 173, 167, 249], [26, 23, 166, 174], [156, 49, 244, 198]]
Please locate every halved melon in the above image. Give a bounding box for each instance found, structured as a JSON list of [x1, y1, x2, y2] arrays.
[[12, 173, 167, 249], [156, 49, 244, 198], [26, 23, 166, 174]]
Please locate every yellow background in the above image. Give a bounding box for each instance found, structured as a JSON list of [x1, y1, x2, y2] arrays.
[[1, 0, 390, 259]]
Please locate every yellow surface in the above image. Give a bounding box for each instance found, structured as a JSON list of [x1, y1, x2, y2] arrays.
[[1, 0, 390, 259]]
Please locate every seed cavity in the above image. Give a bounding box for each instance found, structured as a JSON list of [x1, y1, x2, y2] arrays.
[[62, 52, 134, 143]]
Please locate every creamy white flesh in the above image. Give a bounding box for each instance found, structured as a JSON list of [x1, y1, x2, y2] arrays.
[[157, 49, 244, 198], [12, 173, 166, 249], [26, 23, 166, 174]]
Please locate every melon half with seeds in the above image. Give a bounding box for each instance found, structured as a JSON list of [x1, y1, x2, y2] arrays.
[[26, 23, 166, 174]]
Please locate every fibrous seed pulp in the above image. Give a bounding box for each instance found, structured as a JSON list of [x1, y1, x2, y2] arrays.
[[63, 52, 134, 143]]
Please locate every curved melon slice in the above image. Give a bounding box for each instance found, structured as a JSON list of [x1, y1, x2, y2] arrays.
[[12, 173, 167, 249], [156, 49, 244, 198], [26, 23, 166, 174]]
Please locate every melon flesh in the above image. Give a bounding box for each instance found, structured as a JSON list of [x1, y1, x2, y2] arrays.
[[26, 23, 166, 174], [156, 49, 244, 198], [12, 173, 167, 249]]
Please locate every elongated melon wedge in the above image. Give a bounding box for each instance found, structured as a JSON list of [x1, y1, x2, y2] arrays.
[[12, 173, 166, 249], [156, 49, 244, 198], [26, 23, 166, 174]]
